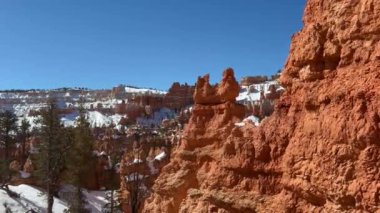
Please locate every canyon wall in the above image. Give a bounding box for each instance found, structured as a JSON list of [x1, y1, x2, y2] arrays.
[[143, 0, 380, 212]]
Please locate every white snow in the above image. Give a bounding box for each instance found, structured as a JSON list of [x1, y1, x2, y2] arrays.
[[60, 111, 124, 128], [244, 115, 260, 126], [234, 115, 260, 127], [0, 184, 68, 213], [125, 173, 145, 182], [86, 111, 123, 128], [83, 190, 108, 212], [0, 184, 112, 213], [236, 80, 283, 103], [132, 158, 143, 164], [19, 171, 31, 179], [59, 185, 108, 213], [136, 108, 175, 127], [154, 152, 166, 161], [125, 86, 167, 95]]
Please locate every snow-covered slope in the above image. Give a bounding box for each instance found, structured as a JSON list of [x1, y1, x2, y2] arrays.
[[0, 184, 68, 213], [60, 111, 125, 128], [0, 185, 110, 213], [86, 111, 123, 128], [136, 108, 175, 127]]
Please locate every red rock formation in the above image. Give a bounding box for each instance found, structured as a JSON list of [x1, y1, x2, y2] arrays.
[[23, 157, 34, 173], [131, 95, 164, 110], [164, 82, 194, 111], [240, 76, 269, 86], [115, 100, 128, 115], [193, 68, 240, 105], [9, 160, 21, 172], [143, 69, 249, 212], [143, 0, 380, 212]]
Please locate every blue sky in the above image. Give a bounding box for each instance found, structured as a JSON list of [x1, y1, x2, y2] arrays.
[[0, 0, 306, 90]]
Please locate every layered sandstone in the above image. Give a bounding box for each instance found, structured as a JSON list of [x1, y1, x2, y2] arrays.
[[143, 0, 380, 212], [240, 76, 269, 86], [164, 83, 194, 111]]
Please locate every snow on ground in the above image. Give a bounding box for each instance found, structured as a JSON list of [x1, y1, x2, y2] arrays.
[[15, 110, 125, 130], [83, 190, 108, 212], [137, 108, 175, 127], [125, 173, 146, 182], [244, 115, 260, 126], [125, 86, 167, 95], [235, 115, 261, 127], [236, 80, 283, 102], [0, 184, 110, 213], [60, 111, 79, 127], [17, 115, 42, 130], [59, 185, 108, 213], [154, 152, 166, 161], [0, 184, 68, 213], [60, 111, 124, 128], [1, 86, 169, 131], [19, 171, 31, 179], [81, 98, 120, 110], [86, 111, 123, 128], [12, 103, 46, 117]]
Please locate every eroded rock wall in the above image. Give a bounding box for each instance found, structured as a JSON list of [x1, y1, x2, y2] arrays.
[[143, 0, 380, 212]]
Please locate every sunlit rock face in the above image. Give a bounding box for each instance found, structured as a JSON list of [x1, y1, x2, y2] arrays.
[[142, 0, 380, 212], [164, 82, 194, 111]]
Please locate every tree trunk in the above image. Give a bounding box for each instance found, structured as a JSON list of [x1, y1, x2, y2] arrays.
[[47, 184, 54, 213], [111, 189, 114, 213], [22, 139, 26, 164]]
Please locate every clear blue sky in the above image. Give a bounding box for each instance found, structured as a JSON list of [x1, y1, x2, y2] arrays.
[[0, 0, 306, 90]]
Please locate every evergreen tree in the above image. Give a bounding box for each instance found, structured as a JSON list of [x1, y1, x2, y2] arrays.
[[0, 110, 18, 196], [19, 118, 30, 164], [65, 104, 95, 213], [34, 99, 69, 213]]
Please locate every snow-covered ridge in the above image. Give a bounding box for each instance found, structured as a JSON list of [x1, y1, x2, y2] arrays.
[[124, 86, 167, 95]]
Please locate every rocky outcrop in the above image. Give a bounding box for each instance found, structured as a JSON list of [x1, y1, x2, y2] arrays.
[[132, 95, 164, 110], [193, 68, 240, 105], [164, 83, 194, 111], [281, 0, 380, 86], [143, 69, 249, 212], [143, 0, 380, 212], [240, 76, 269, 86]]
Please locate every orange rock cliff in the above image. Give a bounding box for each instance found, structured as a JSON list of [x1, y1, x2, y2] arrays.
[[142, 0, 380, 212]]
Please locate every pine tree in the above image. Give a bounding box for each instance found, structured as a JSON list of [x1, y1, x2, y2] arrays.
[[34, 99, 69, 213], [0, 110, 18, 196], [65, 103, 95, 213], [19, 118, 30, 164], [120, 133, 148, 213]]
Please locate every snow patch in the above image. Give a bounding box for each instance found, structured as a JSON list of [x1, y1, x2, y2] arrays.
[[125, 86, 167, 95]]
